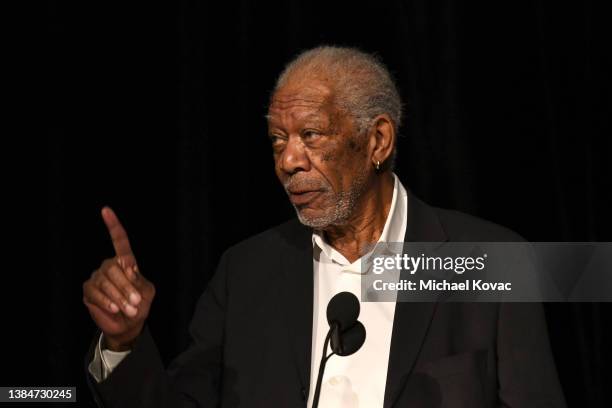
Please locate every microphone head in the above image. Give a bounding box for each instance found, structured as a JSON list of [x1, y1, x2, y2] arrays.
[[326, 292, 360, 331], [331, 321, 366, 356]]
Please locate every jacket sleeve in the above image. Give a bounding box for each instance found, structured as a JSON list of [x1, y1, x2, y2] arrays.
[[496, 302, 566, 407], [84, 249, 231, 408]]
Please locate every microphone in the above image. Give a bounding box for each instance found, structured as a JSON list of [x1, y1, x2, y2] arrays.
[[312, 292, 366, 408]]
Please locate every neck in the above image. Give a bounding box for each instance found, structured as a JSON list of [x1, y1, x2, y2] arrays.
[[322, 172, 395, 263]]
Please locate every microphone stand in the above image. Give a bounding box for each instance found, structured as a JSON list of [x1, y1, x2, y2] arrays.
[[311, 323, 338, 408]]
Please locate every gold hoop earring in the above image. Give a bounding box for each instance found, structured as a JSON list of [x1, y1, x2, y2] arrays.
[[375, 160, 380, 171]]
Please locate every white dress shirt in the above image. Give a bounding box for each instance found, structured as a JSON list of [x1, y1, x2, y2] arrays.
[[88, 333, 131, 382], [90, 174, 408, 408], [307, 173, 408, 408]]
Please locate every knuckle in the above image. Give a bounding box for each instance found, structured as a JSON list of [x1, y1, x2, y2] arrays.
[[99, 293, 111, 305], [100, 258, 113, 269], [98, 279, 108, 291], [100, 280, 117, 297], [120, 283, 134, 298], [106, 265, 121, 279], [88, 292, 101, 306], [103, 264, 116, 277], [109, 268, 127, 285], [91, 274, 102, 288]]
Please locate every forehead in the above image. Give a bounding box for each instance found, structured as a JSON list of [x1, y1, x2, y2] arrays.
[[267, 80, 336, 124]]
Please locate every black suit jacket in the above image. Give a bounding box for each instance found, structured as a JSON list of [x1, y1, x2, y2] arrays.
[[85, 190, 566, 407]]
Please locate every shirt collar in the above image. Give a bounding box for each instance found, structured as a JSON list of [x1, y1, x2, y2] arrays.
[[311, 173, 408, 272]]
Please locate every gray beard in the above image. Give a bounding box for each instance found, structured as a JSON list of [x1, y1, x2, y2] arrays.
[[293, 170, 369, 229]]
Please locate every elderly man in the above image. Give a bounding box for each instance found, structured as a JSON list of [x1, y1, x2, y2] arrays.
[[83, 46, 566, 407]]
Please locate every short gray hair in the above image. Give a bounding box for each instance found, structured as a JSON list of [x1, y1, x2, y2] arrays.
[[273, 46, 403, 169]]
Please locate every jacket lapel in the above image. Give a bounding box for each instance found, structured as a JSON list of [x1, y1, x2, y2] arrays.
[[383, 190, 449, 408], [279, 221, 314, 398]]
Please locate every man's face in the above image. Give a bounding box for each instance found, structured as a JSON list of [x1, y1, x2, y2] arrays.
[[267, 78, 372, 229]]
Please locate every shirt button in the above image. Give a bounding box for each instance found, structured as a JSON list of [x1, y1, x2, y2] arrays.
[[329, 376, 339, 386]]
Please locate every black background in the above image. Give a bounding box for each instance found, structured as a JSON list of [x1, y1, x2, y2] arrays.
[[45, 0, 610, 406]]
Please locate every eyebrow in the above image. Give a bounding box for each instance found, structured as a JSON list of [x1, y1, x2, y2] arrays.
[[264, 112, 326, 124]]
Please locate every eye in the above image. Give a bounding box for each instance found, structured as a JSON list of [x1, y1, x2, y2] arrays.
[[302, 129, 321, 139], [269, 135, 285, 145], [269, 135, 287, 154]]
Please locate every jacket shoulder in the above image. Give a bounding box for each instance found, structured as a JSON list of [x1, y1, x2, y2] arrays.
[[222, 218, 309, 262], [214, 218, 308, 289]]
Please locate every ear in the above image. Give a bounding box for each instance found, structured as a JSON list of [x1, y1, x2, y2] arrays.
[[368, 114, 396, 169]]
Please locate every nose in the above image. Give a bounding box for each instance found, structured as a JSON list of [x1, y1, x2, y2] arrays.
[[278, 135, 310, 175]]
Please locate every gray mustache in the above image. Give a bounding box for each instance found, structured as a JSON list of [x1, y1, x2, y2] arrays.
[[283, 177, 329, 192]]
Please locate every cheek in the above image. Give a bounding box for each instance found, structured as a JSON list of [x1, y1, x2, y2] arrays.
[[347, 139, 362, 152], [308, 147, 338, 184], [317, 139, 344, 163], [306, 137, 368, 191], [317, 138, 368, 168], [321, 150, 335, 162]]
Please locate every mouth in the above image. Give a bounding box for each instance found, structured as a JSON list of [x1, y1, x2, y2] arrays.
[[288, 190, 322, 206]]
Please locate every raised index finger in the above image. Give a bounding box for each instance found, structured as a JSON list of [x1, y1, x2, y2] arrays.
[[101, 206, 135, 260]]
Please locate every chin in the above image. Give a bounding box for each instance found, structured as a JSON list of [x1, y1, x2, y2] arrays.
[[295, 208, 331, 229]]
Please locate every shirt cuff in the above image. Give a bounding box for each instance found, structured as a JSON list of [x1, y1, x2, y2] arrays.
[[87, 333, 131, 383]]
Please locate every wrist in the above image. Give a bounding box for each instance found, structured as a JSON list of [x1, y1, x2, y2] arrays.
[[102, 330, 140, 352]]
